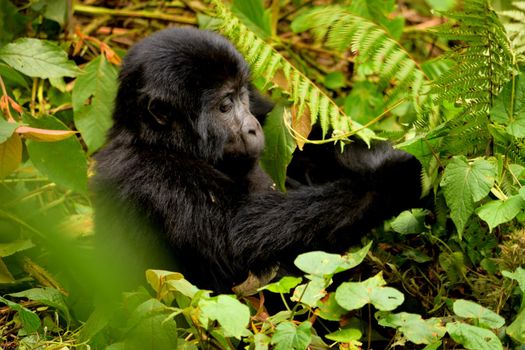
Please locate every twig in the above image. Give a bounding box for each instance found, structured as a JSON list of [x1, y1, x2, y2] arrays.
[[73, 4, 197, 24]]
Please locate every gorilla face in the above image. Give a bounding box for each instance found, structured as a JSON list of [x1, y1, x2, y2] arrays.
[[113, 27, 269, 163], [200, 83, 265, 159]]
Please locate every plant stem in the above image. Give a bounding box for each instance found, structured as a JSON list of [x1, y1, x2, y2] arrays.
[[73, 4, 197, 24]]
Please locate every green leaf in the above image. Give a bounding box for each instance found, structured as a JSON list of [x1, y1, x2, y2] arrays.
[[325, 328, 362, 342], [40, 0, 67, 25], [376, 311, 446, 344], [232, 0, 272, 39], [254, 332, 271, 350], [425, 0, 456, 11], [291, 277, 327, 307], [199, 295, 250, 339], [294, 242, 372, 277], [398, 134, 442, 170], [0, 296, 40, 334], [24, 115, 88, 193], [125, 299, 178, 350], [0, 118, 18, 144], [323, 72, 345, 90], [335, 272, 404, 311], [9, 287, 71, 324], [0, 239, 34, 257], [260, 105, 296, 191], [438, 251, 465, 284], [452, 299, 505, 329], [0, 133, 22, 179], [0, 38, 80, 79], [0, 63, 29, 88], [446, 322, 503, 350], [491, 70, 525, 137], [502, 267, 525, 293], [0, 0, 27, 46], [506, 307, 525, 343], [261, 276, 302, 294], [72, 55, 118, 154], [476, 196, 525, 232], [391, 209, 429, 235], [271, 321, 312, 350], [441, 156, 497, 236], [316, 292, 348, 321]]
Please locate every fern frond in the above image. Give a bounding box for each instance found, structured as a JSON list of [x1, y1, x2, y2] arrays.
[[209, 0, 372, 142], [292, 6, 430, 115], [432, 0, 514, 118], [499, 1, 525, 61]]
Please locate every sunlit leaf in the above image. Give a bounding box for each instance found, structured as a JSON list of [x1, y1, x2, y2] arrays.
[[271, 321, 312, 350], [199, 295, 250, 339], [0, 38, 80, 78], [376, 312, 446, 344], [0, 132, 21, 179], [335, 272, 404, 311], [446, 322, 503, 350], [441, 156, 497, 235], [72, 55, 118, 154], [16, 125, 76, 142]]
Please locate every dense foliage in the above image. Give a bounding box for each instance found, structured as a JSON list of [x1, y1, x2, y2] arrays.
[[0, 0, 525, 349]]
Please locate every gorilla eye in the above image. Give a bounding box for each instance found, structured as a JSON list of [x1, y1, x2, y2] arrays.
[[220, 96, 233, 113]]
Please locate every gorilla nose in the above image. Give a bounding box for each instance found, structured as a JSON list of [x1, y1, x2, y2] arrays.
[[241, 117, 260, 136]]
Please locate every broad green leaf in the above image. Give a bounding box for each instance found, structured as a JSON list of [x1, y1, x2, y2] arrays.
[[0, 296, 40, 333], [438, 251, 465, 284], [260, 105, 296, 191], [271, 321, 312, 350], [506, 307, 525, 343], [261, 276, 302, 294], [491, 70, 525, 137], [335, 272, 404, 311], [291, 277, 327, 307], [476, 196, 525, 231], [376, 311, 446, 344], [254, 332, 271, 350], [24, 115, 88, 193], [0, 0, 26, 46], [294, 242, 372, 277], [232, 0, 272, 39], [324, 72, 345, 90], [0, 239, 34, 257], [452, 299, 504, 329], [125, 299, 178, 350], [316, 292, 348, 321], [145, 269, 185, 293], [72, 56, 118, 154], [0, 63, 29, 88], [502, 267, 525, 292], [425, 0, 456, 11], [446, 322, 503, 350], [0, 133, 21, 179], [391, 209, 429, 235], [40, 0, 67, 25], [0, 118, 18, 143], [0, 38, 80, 79], [199, 295, 250, 339], [325, 328, 362, 342], [398, 133, 442, 170], [9, 287, 71, 323], [343, 81, 384, 125], [441, 156, 497, 235]]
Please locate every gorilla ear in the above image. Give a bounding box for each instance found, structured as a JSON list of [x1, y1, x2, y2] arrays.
[[147, 99, 169, 125], [249, 85, 274, 122]]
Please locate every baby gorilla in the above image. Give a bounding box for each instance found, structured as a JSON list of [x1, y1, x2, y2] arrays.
[[92, 27, 422, 293]]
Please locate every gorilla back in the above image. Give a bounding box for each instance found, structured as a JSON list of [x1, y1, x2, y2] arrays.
[[92, 27, 422, 293]]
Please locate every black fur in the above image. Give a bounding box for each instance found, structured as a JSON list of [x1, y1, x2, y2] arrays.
[[93, 27, 422, 293]]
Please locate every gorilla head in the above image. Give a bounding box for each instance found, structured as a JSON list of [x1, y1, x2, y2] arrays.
[[111, 27, 269, 162]]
